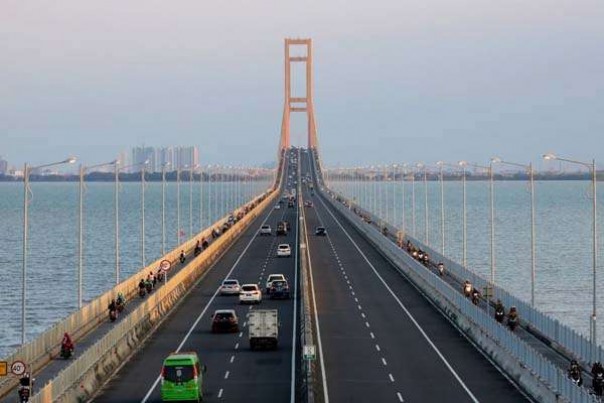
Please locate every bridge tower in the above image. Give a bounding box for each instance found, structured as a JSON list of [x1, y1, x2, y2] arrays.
[[279, 38, 319, 152]]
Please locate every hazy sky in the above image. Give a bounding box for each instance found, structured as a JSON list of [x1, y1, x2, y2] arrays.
[[1, 0, 603, 169]]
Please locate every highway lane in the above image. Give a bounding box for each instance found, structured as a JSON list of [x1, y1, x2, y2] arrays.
[[95, 160, 300, 403], [302, 151, 528, 402]]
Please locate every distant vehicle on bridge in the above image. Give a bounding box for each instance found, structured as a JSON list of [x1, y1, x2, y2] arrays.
[[160, 352, 205, 402]]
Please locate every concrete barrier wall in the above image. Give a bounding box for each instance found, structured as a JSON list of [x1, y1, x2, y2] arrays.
[[30, 188, 278, 403], [0, 189, 273, 399], [324, 192, 595, 403]]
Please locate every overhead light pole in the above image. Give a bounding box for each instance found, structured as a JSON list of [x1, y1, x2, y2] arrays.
[[22, 156, 76, 344], [436, 161, 446, 256], [161, 162, 171, 255], [78, 159, 118, 309], [492, 157, 536, 307], [458, 161, 468, 267], [416, 163, 429, 245], [544, 153, 598, 357]]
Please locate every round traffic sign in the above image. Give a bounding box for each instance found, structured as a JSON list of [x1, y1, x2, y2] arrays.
[[11, 361, 26, 376], [159, 260, 171, 272]]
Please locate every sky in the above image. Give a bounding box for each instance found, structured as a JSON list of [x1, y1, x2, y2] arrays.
[[1, 0, 604, 170]]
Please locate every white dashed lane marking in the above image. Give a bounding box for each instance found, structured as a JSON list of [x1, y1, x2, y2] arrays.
[[230, 355, 235, 364], [218, 388, 224, 398], [224, 371, 230, 379], [382, 357, 388, 366], [397, 392, 404, 402], [389, 373, 395, 382]]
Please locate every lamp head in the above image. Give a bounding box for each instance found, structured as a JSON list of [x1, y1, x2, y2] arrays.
[[490, 157, 502, 164], [458, 160, 468, 167], [543, 153, 557, 161], [65, 157, 77, 164], [436, 161, 444, 166]]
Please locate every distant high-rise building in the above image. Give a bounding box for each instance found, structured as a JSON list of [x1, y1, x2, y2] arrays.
[[131, 146, 156, 173], [0, 157, 8, 175], [156, 147, 175, 171], [175, 146, 199, 170]]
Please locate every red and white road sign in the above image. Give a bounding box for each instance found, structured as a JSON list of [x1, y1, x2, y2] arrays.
[[159, 260, 171, 272]]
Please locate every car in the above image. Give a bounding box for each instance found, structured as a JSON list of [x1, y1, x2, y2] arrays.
[[269, 280, 290, 299], [304, 200, 313, 208], [259, 225, 272, 236], [274, 204, 281, 210], [277, 244, 291, 257], [239, 284, 262, 304], [160, 352, 206, 401], [211, 309, 239, 333], [220, 279, 241, 295], [265, 274, 286, 293], [315, 227, 327, 236], [276, 221, 288, 236]]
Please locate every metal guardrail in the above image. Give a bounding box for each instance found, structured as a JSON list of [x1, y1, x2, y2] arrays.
[[30, 188, 279, 402], [325, 189, 597, 403], [0, 189, 273, 399]]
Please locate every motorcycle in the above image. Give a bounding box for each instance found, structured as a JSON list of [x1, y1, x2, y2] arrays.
[[139, 287, 146, 298], [60, 344, 73, 359], [179, 253, 186, 264], [194, 246, 202, 257], [569, 369, 583, 386], [145, 281, 153, 294], [109, 309, 118, 322], [471, 290, 480, 305], [593, 371, 604, 396], [18, 386, 31, 403], [508, 316, 518, 332], [116, 300, 125, 313], [495, 308, 505, 323], [437, 263, 445, 276]]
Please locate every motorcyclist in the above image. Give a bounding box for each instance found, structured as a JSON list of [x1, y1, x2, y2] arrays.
[[18, 372, 33, 402], [116, 293, 125, 312], [463, 280, 472, 298], [179, 250, 186, 264], [568, 360, 583, 386], [108, 299, 118, 321], [507, 306, 519, 331], [201, 237, 209, 249], [194, 240, 202, 256], [138, 279, 146, 297], [471, 287, 480, 305], [147, 271, 156, 287], [592, 361, 604, 395], [144, 278, 153, 293], [61, 332, 74, 358], [494, 299, 505, 323], [437, 262, 445, 276]]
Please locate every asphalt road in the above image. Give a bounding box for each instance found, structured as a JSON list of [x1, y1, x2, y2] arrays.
[[95, 157, 300, 403], [301, 150, 529, 403]]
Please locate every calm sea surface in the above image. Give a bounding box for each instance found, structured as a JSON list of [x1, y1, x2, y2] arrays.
[[331, 179, 604, 344], [0, 180, 270, 357]]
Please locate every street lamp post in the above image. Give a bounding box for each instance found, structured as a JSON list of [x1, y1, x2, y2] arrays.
[[141, 161, 147, 268], [417, 163, 429, 245], [492, 157, 536, 307], [161, 162, 170, 255], [199, 164, 203, 232], [78, 160, 117, 309], [177, 165, 181, 245], [437, 161, 446, 256], [22, 156, 76, 344], [458, 161, 468, 267], [544, 153, 598, 356]]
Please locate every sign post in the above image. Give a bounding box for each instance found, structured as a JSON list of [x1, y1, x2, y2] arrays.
[[0, 361, 7, 377], [160, 260, 171, 285], [10, 361, 26, 376], [303, 345, 316, 361]]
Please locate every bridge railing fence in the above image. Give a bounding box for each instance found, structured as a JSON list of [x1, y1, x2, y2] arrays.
[[324, 189, 597, 402]]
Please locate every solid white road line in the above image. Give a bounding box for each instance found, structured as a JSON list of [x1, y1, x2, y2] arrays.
[[140, 200, 278, 403], [318, 195, 480, 403]]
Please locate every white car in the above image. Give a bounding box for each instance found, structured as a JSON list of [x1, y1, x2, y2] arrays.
[[259, 225, 272, 236], [265, 274, 286, 293], [274, 204, 281, 210], [239, 284, 262, 304], [277, 244, 292, 257], [220, 279, 241, 295]]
